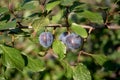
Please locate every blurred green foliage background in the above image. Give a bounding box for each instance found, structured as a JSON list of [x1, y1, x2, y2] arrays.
[[0, 0, 120, 80]]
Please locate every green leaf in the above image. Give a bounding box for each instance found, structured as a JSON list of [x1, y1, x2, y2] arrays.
[[0, 21, 6, 26], [0, 33, 12, 44], [31, 17, 49, 33], [78, 10, 103, 24], [53, 40, 66, 60], [71, 2, 86, 12], [51, 10, 63, 23], [24, 56, 45, 72], [46, 1, 60, 12], [0, 7, 9, 14], [71, 23, 88, 38], [60, 60, 73, 78], [108, 51, 120, 61], [22, 1, 36, 10], [61, 0, 76, 6], [92, 54, 107, 66], [0, 75, 5, 80], [68, 13, 79, 24], [0, 21, 16, 30], [73, 63, 91, 80], [0, 45, 24, 71]]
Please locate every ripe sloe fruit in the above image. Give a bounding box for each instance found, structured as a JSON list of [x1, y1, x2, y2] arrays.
[[65, 33, 83, 50], [39, 32, 53, 48], [59, 32, 68, 44]]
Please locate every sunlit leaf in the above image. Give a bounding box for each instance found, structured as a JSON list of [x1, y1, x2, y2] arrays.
[[73, 63, 91, 80], [53, 40, 66, 60], [46, 1, 60, 12], [0, 45, 24, 71], [71, 23, 88, 38], [22, 1, 36, 10]]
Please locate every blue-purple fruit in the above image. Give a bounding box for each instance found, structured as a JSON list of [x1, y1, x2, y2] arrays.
[[39, 32, 53, 48], [65, 33, 83, 50]]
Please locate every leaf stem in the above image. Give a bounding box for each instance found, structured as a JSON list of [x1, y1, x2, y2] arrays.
[[65, 7, 70, 31], [80, 51, 93, 57], [77, 51, 93, 63]]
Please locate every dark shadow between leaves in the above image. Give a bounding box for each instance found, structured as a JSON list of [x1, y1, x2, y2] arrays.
[[21, 54, 28, 66]]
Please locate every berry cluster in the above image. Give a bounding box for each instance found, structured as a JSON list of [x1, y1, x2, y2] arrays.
[[39, 32, 83, 51]]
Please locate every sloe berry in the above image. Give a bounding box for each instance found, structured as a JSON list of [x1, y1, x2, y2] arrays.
[[39, 32, 53, 48], [65, 33, 83, 50], [59, 32, 68, 44]]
